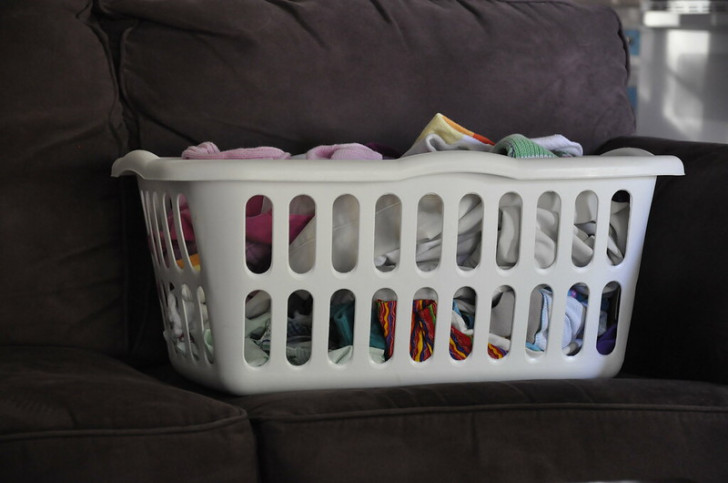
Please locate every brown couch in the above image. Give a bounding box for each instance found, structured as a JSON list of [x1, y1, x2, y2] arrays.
[[2, 1, 727, 482]]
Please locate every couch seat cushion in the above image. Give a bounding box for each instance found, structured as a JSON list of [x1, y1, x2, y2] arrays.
[[0, 347, 257, 483], [235, 378, 728, 483]]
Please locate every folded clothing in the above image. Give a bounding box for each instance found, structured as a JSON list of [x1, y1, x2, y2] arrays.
[[182, 141, 291, 159]]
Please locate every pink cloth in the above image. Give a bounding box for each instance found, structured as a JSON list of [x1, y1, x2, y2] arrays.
[[169, 198, 312, 271], [168, 200, 195, 243], [182, 141, 382, 161], [171, 141, 378, 271], [245, 211, 312, 244], [244, 209, 313, 272], [306, 143, 382, 160], [170, 201, 311, 243], [182, 141, 291, 159]]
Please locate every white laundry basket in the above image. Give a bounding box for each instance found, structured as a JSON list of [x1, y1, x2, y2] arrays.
[[112, 148, 683, 395]]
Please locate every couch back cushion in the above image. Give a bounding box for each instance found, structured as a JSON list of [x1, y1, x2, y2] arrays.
[[101, 0, 635, 156], [0, 0, 132, 356]]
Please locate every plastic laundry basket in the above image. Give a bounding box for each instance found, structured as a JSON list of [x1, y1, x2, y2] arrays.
[[112, 148, 683, 395]]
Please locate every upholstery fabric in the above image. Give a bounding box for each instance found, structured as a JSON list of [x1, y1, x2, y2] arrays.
[[0, 346, 257, 483], [599, 137, 728, 385], [0, 0, 129, 355], [238, 378, 728, 483], [100, 0, 635, 156], [4, 2, 726, 483]]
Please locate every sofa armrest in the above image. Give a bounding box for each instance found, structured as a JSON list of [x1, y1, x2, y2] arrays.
[[598, 136, 728, 384]]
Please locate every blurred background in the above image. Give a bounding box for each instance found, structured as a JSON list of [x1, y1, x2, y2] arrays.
[[576, 0, 727, 143]]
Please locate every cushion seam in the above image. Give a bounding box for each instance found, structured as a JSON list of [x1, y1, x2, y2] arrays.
[[0, 414, 250, 444], [249, 403, 728, 424]]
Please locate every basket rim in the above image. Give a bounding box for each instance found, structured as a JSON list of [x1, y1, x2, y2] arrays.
[[111, 148, 684, 183]]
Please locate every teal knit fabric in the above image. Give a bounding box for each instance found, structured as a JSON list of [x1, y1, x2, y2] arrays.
[[493, 134, 557, 158]]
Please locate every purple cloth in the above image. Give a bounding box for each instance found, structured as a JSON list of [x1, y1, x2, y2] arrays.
[[365, 142, 402, 159], [597, 324, 618, 355], [305, 143, 382, 160], [182, 141, 291, 159]]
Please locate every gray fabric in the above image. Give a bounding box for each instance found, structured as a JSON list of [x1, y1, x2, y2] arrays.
[[4, 2, 726, 483], [101, 0, 635, 156], [599, 136, 728, 385], [238, 378, 728, 483], [0, 0, 129, 355], [0, 346, 258, 483]]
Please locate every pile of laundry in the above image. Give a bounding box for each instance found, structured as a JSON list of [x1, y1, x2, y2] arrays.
[[162, 114, 622, 365]]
